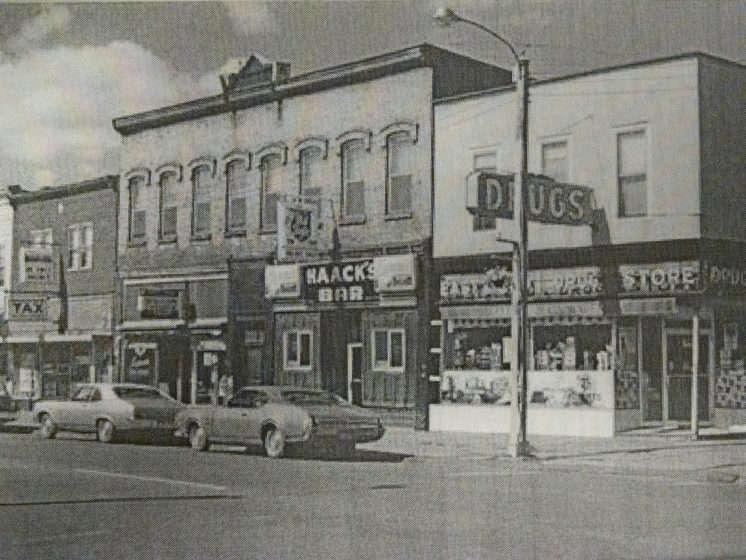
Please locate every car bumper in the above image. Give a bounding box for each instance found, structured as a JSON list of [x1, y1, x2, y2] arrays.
[[310, 425, 385, 444]]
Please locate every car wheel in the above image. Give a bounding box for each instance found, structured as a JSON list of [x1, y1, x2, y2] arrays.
[[263, 425, 286, 458], [38, 414, 57, 439], [97, 419, 116, 443], [189, 424, 209, 452]]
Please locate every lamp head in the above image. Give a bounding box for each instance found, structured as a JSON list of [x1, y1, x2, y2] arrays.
[[433, 7, 460, 27]]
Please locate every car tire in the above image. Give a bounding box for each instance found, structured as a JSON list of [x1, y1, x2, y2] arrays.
[[97, 419, 116, 443], [263, 425, 286, 458], [38, 413, 57, 439], [189, 424, 209, 452]]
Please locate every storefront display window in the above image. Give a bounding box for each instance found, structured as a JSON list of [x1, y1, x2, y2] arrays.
[[532, 324, 611, 371]]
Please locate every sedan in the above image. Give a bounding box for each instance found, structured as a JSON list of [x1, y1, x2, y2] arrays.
[[175, 385, 385, 458], [33, 383, 182, 443]]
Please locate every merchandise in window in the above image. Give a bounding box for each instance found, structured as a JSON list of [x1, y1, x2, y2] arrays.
[[372, 329, 405, 371], [341, 140, 365, 220], [617, 129, 647, 217], [192, 165, 212, 238], [284, 331, 312, 370]]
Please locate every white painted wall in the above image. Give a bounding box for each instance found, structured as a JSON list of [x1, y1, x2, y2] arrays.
[[434, 58, 702, 258]]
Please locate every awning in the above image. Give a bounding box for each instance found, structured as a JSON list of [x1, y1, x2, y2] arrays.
[[4, 332, 108, 343], [441, 301, 606, 329]]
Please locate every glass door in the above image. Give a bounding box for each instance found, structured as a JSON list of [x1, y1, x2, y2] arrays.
[[665, 332, 709, 422]]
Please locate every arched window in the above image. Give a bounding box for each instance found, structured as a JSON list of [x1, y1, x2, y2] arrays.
[[191, 165, 212, 238], [260, 153, 282, 231], [225, 159, 249, 232], [341, 139, 365, 221], [299, 145, 323, 198], [386, 131, 415, 215], [158, 171, 179, 241], [128, 175, 147, 242]]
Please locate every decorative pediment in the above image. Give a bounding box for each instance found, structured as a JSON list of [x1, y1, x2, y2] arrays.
[[221, 150, 252, 173], [379, 121, 419, 147], [255, 142, 288, 165], [335, 128, 372, 154], [292, 136, 329, 161], [124, 167, 152, 186], [187, 156, 217, 178], [154, 162, 183, 182]]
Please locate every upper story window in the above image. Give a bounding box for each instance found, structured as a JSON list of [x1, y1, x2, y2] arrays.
[[158, 171, 179, 241], [67, 223, 93, 271], [284, 329, 312, 370], [260, 153, 282, 232], [128, 176, 147, 243], [472, 150, 498, 231], [372, 328, 405, 372], [30, 228, 53, 247], [541, 140, 568, 183], [0, 244, 5, 287], [299, 146, 323, 198], [386, 132, 415, 216], [341, 139, 365, 221], [225, 159, 249, 233], [617, 129, 648, 218], [191, 165, 212, 239]]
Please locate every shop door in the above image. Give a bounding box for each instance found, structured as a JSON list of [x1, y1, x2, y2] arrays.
[[320, 310, 360, 399], [665, 333, 709, 422], [347, 343, 363, 405], [196, 351, 224, 404]]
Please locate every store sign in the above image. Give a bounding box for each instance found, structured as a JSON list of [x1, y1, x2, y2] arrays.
[[277, 195, 326, 261], [302, 259, 375, 303], [265, 264, 301, 299], [706, 264, 746, 294], [9, 297, 47, 321], [137, 289, 181, 319], [619, 261, 700, 295], [125, 343, 156, 385], [374, 254, 416, 293], [21, 247, 55, 283], [619, 297, 678, 316], [440, 266, 603, 303], [469, 172, 594, 226]]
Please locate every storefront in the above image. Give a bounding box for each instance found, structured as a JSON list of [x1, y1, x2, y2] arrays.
[[265, 253, 425, 409], [118, 272, 231, 404], [430, 243, 746, 436]]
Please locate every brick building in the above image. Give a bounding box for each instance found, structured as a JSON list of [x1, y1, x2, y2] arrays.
[[5, 176, 119, 402], [112, 44, 509, 423]]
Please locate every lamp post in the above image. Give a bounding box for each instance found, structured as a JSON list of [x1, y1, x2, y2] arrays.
[[434, 7, 531, 457]]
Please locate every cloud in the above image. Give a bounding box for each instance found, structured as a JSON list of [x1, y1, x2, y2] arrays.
[[0, 40, 224, 189], [222, 1, 278, 35], [5, 5, 72, 53]]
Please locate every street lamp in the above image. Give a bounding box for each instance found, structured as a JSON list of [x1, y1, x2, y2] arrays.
[[434, 7, 531, 458]]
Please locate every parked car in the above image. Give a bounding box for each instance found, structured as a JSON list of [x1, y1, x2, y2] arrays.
[[33, 383, 183, 443], [0, 387, 16, 412], [175, 385, 385, 458]]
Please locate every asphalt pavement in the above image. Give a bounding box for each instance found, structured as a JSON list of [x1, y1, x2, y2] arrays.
[[0, 430, 744, 559]]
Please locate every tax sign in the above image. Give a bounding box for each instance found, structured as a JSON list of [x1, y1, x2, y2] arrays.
[[470, 172, 594, 226]]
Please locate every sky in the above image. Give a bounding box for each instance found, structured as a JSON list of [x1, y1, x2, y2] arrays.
[[0, 0, 744, 190]]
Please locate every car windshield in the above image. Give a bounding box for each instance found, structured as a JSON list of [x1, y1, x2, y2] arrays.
[[281, 390, 345, 406], [113, 387, 166, 400]]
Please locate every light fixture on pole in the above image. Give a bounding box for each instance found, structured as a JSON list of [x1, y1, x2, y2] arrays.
[[434, 6, 531, 458]]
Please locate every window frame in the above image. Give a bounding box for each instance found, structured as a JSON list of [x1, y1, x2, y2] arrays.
[[283, 329, 313, 371], [191, 164, 213, 240], [66, 222, 93, 272], [299, 145, 324, 198], [471, 147, 499, 231], [616, 126, 649, 218], [224, 157, 250, 236], [385, 131, 415, 218], [371, 328, 405, 373], [540, 138, 569, 183], [158, 170, 179, 243], [260, 152, 283, 233], [340, 138, 366, 223], [127, 175, 147, 245]]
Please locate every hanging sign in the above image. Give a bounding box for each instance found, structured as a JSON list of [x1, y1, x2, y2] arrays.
[[468, 172, 594, 226], [277, 195, 327, 261], [302, 259, 375, 303]]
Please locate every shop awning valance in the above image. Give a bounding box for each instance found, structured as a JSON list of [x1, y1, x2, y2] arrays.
[[441, 301, 607, 329]]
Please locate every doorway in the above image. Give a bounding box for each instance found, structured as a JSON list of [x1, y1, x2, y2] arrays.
[[663, 327, 711, 423], [347, 342, 363, 405]]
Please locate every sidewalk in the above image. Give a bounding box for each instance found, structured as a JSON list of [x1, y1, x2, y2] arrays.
[[359, 426, 746, 483]]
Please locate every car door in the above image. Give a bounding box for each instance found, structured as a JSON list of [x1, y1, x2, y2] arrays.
[[220, 390, 268, 443], [62, 386, 95, 430], [80, 388, 103, 430]]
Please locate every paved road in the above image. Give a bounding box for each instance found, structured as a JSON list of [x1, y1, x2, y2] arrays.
[[0, 432, 743, 559]]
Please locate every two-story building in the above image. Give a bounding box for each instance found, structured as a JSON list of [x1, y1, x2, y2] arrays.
[[112, 44, 510, 423], [431, 53, 746, 435], [5, 176, 119, 402]]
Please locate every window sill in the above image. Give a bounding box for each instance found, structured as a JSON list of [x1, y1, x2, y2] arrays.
[[372, 368, 404, 375], [384, 211, 412, 222], [259, 227, 278, 235], [190, 234, 212, 242], [67, 267, 92, 273], [224, 229, 247, 238], [127, 239, 147, 248], [157, 236, 177, 246], [339, 215, 366, 226]]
